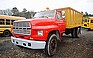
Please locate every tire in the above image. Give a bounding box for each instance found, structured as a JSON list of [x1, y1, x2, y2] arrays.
[[71, 29, 76, 38], [65, 32, 70, 35], [87, 28, 91, 31], [75, 28, 81, 38], [3, 30, 11, 37], [65, 29, 70, 35], [45, 34, 57, 56]]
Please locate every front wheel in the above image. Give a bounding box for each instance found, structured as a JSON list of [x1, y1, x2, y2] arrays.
[[45, 34, 57, 56]]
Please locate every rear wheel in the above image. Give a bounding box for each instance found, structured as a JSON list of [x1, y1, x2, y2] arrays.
[[45, 34, 57, 56], [75, 28, 81, 38], [71, 27, 81, 38], [71, 28, 76, 38], [3, 30, 11, 37]]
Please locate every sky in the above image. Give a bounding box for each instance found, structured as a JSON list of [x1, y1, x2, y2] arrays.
[[0, 0, 93, 14]]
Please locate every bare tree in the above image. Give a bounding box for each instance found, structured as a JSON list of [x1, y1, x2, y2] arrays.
[[22, 8, 27, 13], [11, 7, 19, 16]]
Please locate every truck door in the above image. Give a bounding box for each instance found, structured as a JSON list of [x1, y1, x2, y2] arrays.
[[56, 10, 66, 33]]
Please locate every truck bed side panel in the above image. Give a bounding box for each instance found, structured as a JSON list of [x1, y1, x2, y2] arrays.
[[62, 7, 83, 28]]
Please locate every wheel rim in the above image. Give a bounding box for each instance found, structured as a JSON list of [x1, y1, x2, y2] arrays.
[[49, 37, 57, 55]]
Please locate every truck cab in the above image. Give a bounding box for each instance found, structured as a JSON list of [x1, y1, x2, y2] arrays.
[[11, 7, 82, 56], [11, 9, 66, 56]]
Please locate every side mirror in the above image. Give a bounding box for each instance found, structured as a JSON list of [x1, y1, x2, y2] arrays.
[[62, 11, 65, 19]]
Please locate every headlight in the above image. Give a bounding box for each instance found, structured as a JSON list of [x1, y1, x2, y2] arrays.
[[38, 30, 43, 36]]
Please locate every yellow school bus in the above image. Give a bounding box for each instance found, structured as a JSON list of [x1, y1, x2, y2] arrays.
[[82, 16, 93, 30], [0, 15, 25, 36]]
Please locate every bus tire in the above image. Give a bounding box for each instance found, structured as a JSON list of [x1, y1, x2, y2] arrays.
[[45, 34, 57, 56], [3, 30, 11, 37]]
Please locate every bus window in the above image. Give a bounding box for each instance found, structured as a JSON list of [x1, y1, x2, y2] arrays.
[[11, 20, 15, 25], [0, 19, 4, 25], [91, 20, 93, 23], [6, 19, 10, 25], [88, 20, 89, 22]]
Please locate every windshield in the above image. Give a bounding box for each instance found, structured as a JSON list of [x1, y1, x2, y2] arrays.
[[83, 19, 89, 22], [34, 10, 55, 18]]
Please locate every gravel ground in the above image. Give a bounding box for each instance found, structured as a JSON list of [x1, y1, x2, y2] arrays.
[[0, 29, 93, 58]]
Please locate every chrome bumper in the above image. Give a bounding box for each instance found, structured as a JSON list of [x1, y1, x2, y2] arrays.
[[11, 36, 46, 49]]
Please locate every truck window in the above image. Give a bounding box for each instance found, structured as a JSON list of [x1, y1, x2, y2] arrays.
[[34, 10, 54, 18], [56, 11, 62, 20]]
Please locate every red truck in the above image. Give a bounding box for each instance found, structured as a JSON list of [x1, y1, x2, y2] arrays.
[[11, 7, 83, 56]]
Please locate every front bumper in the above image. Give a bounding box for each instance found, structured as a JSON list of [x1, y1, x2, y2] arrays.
[[11, 36, 46, 49]]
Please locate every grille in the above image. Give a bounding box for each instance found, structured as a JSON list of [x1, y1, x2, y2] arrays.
[[13, 22, 31, 35]]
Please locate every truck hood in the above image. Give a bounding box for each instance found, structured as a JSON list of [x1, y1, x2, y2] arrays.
[[31, 18, 55, 26], [17, 18, 55, 26]]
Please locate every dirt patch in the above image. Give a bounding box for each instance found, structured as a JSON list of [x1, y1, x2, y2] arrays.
[[0, 30, 93, 58]]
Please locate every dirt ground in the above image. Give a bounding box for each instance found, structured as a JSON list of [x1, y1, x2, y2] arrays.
[[0, 29, 93, 58]]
